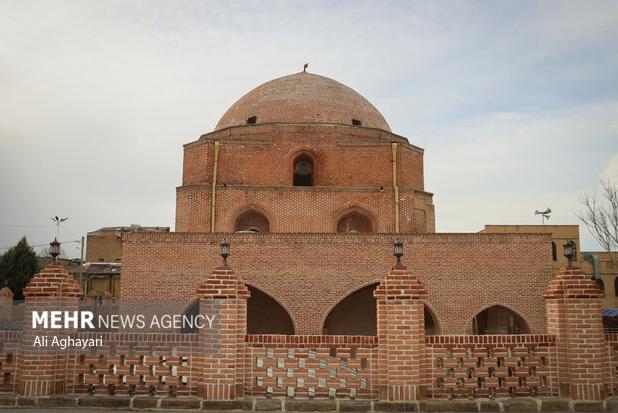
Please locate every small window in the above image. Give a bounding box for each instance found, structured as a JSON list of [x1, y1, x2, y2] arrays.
[[351, 119, 361, 126], [614, 277, 618, 297], [551, 242, 557, 261], [596, 278, 605, 290], [293, 155, 314, 186], [246, 116, 257, 124]]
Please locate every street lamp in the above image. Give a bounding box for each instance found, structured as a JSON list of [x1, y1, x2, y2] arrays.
[[394, 240, 404, 267], [220, 238, 230, 267], [49, 238, 61, 262], [563, 240, 576, 268]]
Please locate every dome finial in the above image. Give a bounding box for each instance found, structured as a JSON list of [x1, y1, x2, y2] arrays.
[[303, 63, 308, 73]]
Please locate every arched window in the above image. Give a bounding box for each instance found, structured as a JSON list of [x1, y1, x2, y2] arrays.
[[614, 277, 618, 297], [293, 155, 314, 186], [551, 242, 557, 261], [470, 305, 530, 335], [337, 211, 373, 233], [247, 286, 294, 334], [596, 278, 605, 290], [235, 210, 269, 233]]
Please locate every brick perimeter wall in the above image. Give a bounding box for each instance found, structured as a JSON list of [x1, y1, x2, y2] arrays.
[[121, 233, 552, 335]]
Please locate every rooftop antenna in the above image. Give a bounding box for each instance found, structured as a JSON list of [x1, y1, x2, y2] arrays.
[[303, 63, 308, 73], [51, 216, 69, 238], [534, 208, 551, 225]]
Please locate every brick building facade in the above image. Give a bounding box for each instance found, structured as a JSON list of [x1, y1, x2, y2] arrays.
[[2, 70, 613, 406], [123, 71, 553, 336]]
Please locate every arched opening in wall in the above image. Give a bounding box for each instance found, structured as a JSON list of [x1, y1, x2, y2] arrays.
[[323, 284, 378, 335], [235, 210, 270, 233], [551, 242, 557, 261], [424, 305, 439, 335], [293, 154, 314, 186], [614, 277, 618, 297], [470, 305, 530, 335], [596, 278, 605, 291], [247, 286, 294, 334], [337, 211, 373, 234]]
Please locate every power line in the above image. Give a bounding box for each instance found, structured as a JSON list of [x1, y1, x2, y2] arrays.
[[0, 224, 55, 228], [0, 240, 81, 250]]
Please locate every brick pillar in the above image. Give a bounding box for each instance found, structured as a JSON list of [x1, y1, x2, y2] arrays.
[[196, 265, 250, 400], [15, 262, 82, 396], [374, 264, 427, 401], [544, 266, 607, 399], [0, 287, 13, 322]]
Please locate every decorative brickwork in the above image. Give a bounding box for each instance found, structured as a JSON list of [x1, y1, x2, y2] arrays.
[[245, 334, 377, 399], [425, 335, 558, 399], [0, 331, 20, 393]]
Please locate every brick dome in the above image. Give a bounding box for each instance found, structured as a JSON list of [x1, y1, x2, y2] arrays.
[[215, 72, 391, 131]]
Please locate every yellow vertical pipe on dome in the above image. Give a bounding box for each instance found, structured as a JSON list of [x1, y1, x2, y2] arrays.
[[210, 141, 220, 233], [392, 142, 400, 233]]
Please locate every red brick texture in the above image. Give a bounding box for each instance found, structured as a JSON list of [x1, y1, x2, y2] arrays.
[[121, 232, 552, 335], [214, 72, 391, 132], [544, 266, 608, 400], [176, 124, 433, 234], [16, 262, 83, 396], [6, 261, 615, 401], [197, 267, 249, 400], [375, 266, 427, 401], [424, 335, 559, 399], [244, 334, 378, 399]]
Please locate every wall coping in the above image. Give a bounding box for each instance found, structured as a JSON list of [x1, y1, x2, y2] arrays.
[[123, 232, 551, 245], [245, 334, 377, 346], [425, 334, 556, 344]]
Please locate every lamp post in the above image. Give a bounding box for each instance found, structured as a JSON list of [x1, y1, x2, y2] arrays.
[[563, 240, 576, 268], [220, 238, 230, 267], [394, 240, 404, 267]]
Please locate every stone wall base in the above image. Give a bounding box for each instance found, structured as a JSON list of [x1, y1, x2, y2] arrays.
[[0, 394, 616, 412]]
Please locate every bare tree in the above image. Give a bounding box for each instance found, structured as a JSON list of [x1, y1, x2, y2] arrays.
[[576, 179, 618, 264]]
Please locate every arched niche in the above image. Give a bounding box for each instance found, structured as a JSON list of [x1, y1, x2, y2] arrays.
[[323, 284, 378, 335], [470, 305, 530, 335], [247, 286, 294, 335], [235, 210, 270, 233], [336, 211, 373, 233]]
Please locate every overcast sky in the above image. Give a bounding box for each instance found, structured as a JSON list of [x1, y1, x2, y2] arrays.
[[1, 1, 617, 258]]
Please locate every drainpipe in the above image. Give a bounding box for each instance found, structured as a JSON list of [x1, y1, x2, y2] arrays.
[[391, 143, 400, 233], [210, 141, 220, 233], [583, 252, 601, 281]]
